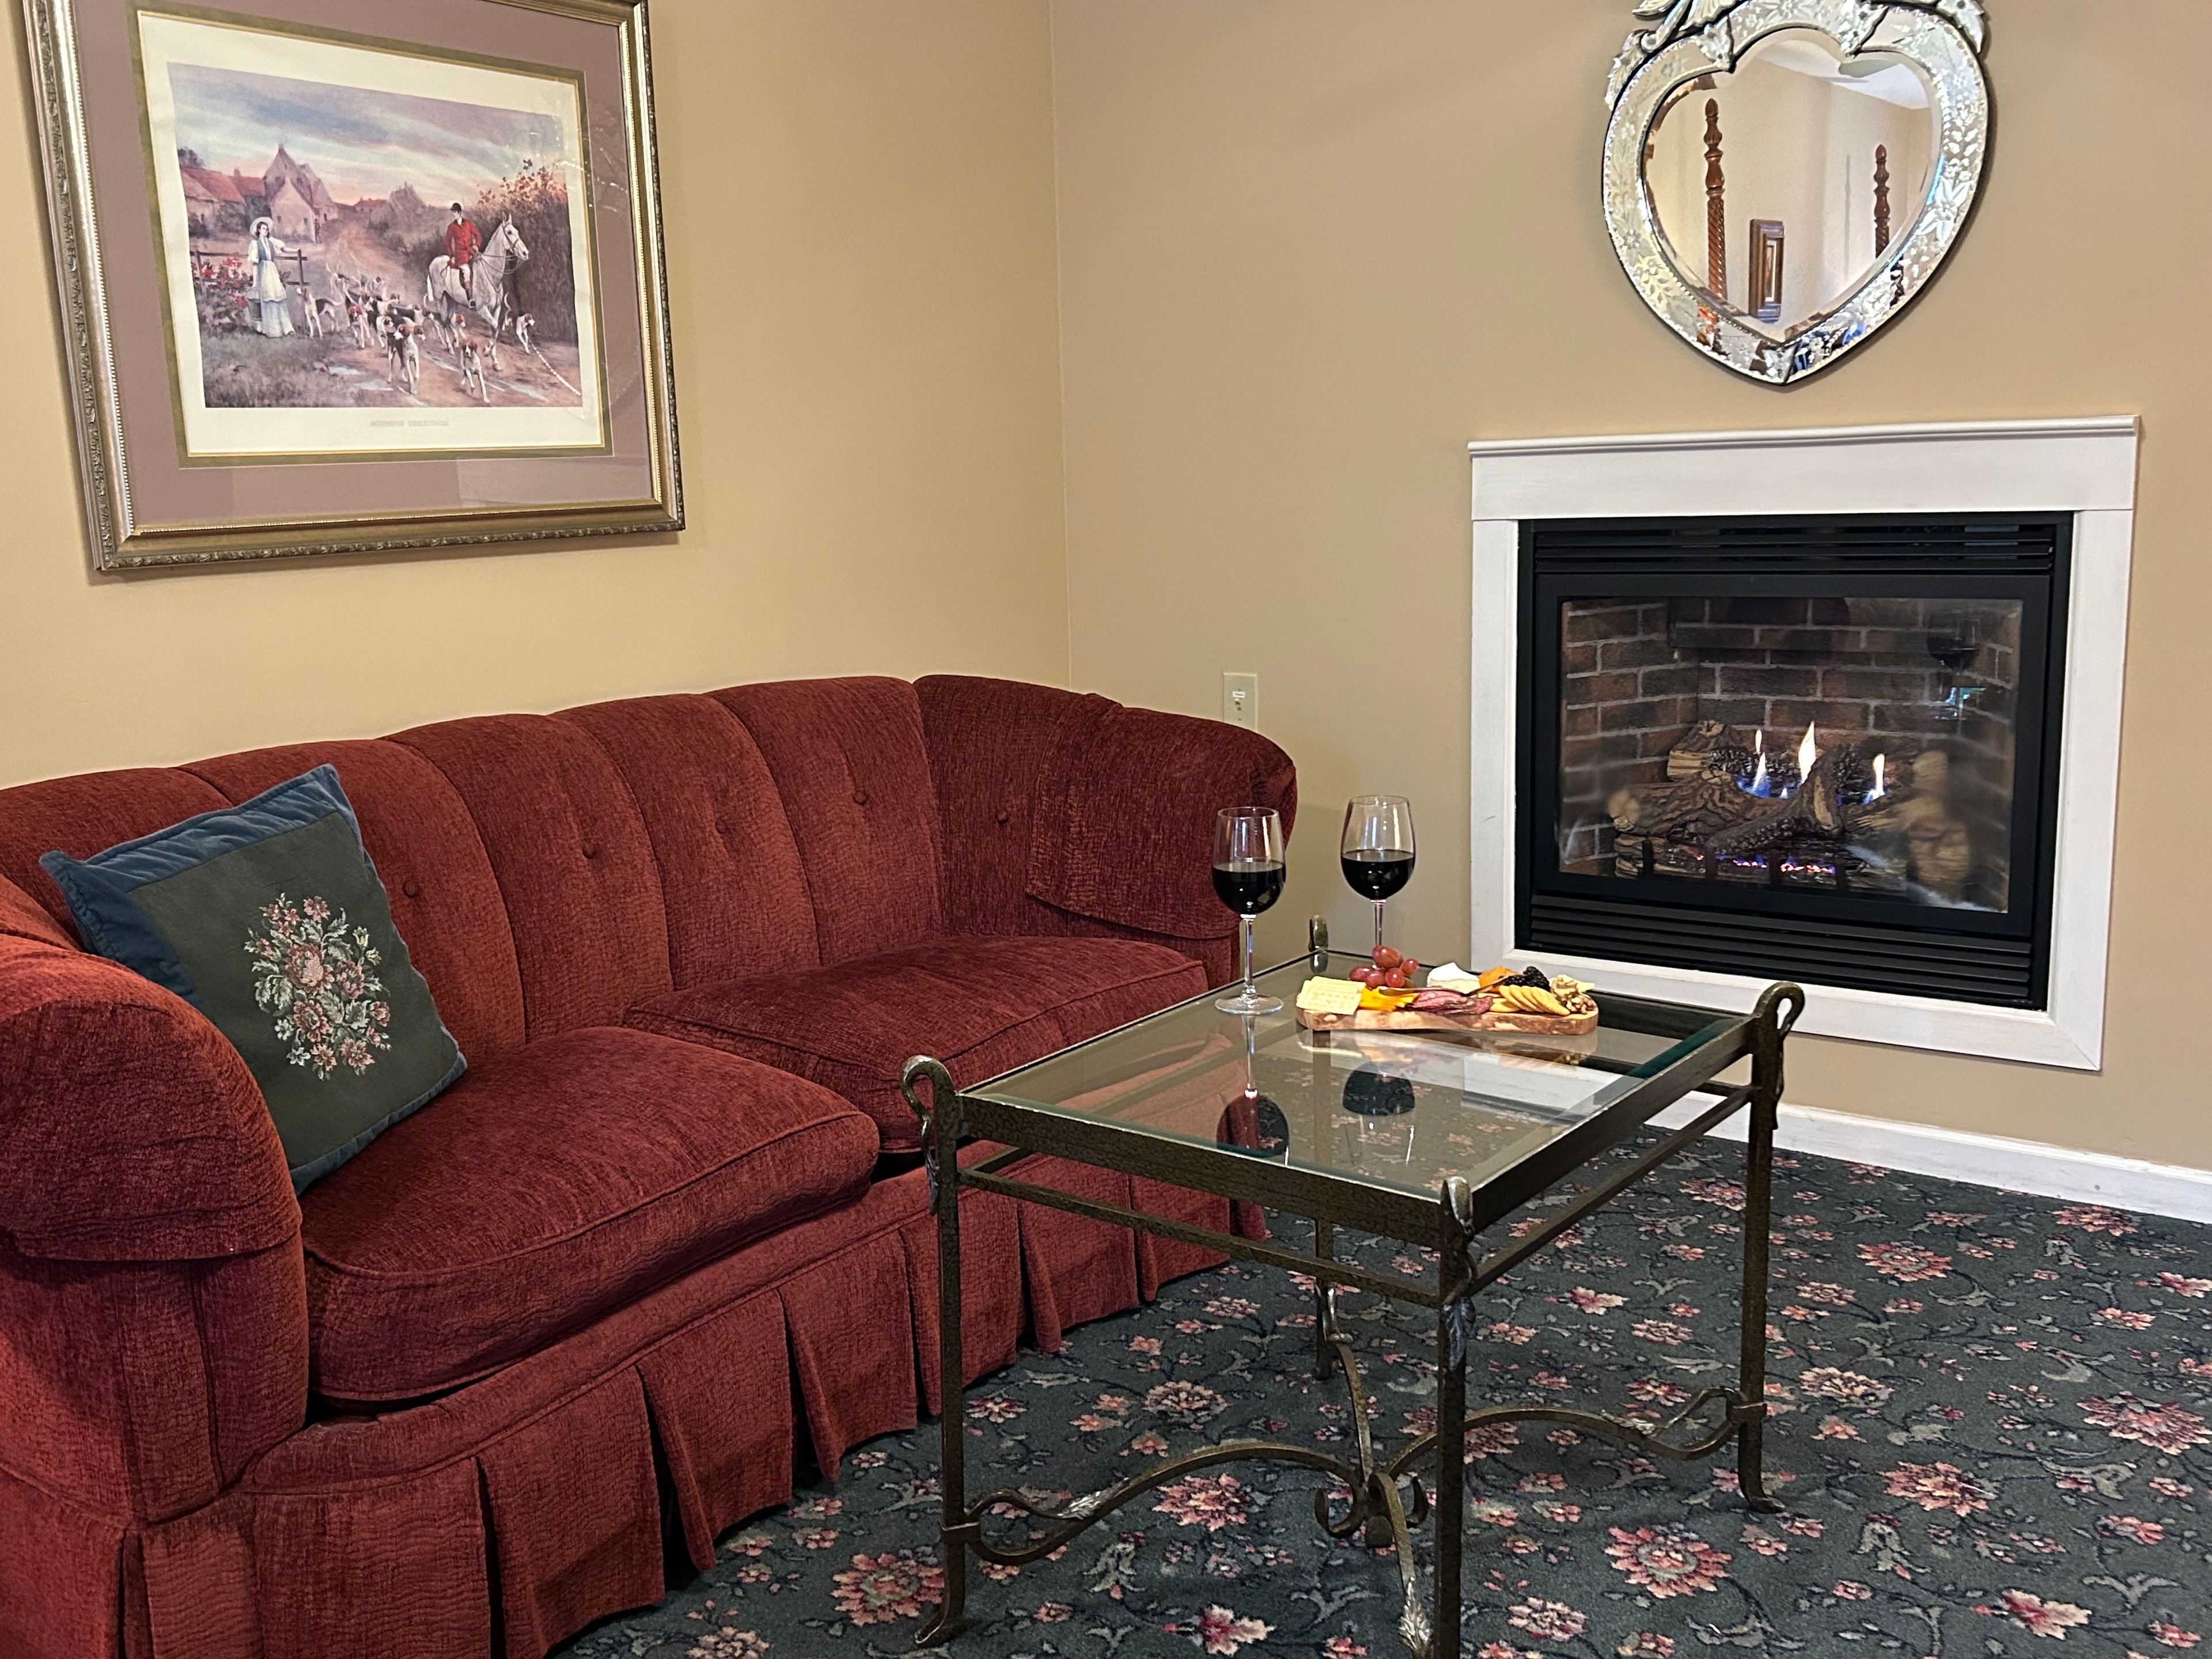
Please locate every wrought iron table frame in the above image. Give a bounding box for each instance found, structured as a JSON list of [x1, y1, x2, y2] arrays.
[[899, 945, 1805, 1659]]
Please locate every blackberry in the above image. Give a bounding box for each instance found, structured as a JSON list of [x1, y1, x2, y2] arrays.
[[1502, 967, 1551, 990]]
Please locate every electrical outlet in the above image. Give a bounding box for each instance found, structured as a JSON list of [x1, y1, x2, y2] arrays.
[[1222, 672, 1259, 731]]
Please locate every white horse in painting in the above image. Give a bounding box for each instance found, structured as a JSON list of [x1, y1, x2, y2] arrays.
[[425, 215, 529, 368]]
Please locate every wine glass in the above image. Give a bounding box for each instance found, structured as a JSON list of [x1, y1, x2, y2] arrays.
[[1340, 796, 1415, 955], [1925, 605, 1984, 675], [1213, 806, 1286, 1015]]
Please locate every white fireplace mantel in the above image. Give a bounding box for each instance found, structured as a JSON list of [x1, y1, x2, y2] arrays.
[[1469, 417, 2139, 1070]]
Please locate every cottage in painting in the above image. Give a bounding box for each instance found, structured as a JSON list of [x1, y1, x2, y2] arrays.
[[178, 164, 242, 233], [260, 145, 334, 241]]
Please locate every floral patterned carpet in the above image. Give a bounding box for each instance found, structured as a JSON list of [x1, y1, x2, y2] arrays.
[[556, 1138, 2210, 1659]]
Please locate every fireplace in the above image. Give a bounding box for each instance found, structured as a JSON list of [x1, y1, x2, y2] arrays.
[[1516, 514, 2068, 1007]]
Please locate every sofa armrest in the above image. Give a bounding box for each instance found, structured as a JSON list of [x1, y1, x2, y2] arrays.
[[0, 914, 300, 1262], [0, 896, 308, 1522], [916, 676, 1298, 951]]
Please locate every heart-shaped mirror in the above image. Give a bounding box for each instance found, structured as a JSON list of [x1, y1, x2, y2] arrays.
[[1603, 1, 1990, 384]]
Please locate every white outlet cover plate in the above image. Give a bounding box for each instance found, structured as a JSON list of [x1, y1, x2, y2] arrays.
[[1222, 673, 1259, 730]]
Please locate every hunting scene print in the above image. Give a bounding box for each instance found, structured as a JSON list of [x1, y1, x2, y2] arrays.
[[139, 10, 606, 456]]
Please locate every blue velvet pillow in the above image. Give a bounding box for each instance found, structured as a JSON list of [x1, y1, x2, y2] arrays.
[[41, 766, 464, 1192]]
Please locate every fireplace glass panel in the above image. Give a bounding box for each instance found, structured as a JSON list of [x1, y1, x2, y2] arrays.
[[1556, 594, 2024, 912]]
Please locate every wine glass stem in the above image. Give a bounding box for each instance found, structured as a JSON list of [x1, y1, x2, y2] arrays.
[[1373, 899, 1387, 955], [1241, 914, 1257, 1001]]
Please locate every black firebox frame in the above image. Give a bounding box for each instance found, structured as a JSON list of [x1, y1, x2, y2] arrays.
[[1515, 513, 2070, 1009]]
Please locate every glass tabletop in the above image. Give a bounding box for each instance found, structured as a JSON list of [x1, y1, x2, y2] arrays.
[[974, 952, 1744, 1210]]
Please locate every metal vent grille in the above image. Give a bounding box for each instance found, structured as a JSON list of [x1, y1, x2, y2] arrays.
[[1528, 515, 2063, 578], [1525, 894, 2037, 1007]]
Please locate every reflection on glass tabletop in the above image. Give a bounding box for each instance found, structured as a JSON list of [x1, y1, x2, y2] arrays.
[[973, 953, 1743, 1205]]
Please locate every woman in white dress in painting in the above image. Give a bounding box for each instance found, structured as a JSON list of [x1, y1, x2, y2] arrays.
[[245, 216, 293, 338]]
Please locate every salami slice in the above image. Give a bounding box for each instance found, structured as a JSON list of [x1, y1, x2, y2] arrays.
[[1408, 988, 1485, 1014]]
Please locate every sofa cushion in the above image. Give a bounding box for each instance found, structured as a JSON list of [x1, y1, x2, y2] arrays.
[[626, 936, 1209, 1152], [0, 768, 230, 934], [710, 678, 944, 963], [302, 1027, 878, 1403], [189, 740, 528, 1064], [1025, 690, 1301, 940], [391, 715, 671, 1041], [914, 675, 1300, 986], [40, 767, 465, 1194], [557, 695, 819, 987], [915, 675, 1100, 941]]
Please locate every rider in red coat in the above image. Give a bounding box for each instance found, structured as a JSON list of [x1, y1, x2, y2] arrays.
[[445, 205, 483, 294]]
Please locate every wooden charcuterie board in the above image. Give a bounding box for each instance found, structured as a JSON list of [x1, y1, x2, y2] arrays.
[[1297, 1003, 1600, 1038]]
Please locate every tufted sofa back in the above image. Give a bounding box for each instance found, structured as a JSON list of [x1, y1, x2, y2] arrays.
[[0, 673, 1301, 1066], [0, 676, 953, 1063]]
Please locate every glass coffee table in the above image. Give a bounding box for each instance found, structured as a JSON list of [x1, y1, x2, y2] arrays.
[[900, 929, 1804, 1659]]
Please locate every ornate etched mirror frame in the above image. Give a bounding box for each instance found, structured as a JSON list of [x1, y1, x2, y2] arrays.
[[1603, 0, 1991, 384]]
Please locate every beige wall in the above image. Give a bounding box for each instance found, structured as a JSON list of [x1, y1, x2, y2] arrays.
[[1051, 1, 2212, 1168], [12, 1, 2209, 1170], [0, 0, 1069, 786]]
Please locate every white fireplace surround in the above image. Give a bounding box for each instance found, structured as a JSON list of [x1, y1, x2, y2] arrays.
[[1469, 416, 2139, 1071]]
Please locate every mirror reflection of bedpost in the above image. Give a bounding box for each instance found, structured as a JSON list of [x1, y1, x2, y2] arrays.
[[1703, 98, 1727, 301], [1874, 144, 1892, 256]]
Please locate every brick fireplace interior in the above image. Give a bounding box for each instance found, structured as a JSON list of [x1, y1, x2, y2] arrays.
[[1556, 594, 2021, 908]]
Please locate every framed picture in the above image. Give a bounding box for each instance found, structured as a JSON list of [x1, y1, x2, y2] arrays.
[[22, 0, 680, 568]]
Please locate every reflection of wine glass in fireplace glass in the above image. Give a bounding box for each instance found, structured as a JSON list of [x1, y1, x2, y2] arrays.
[[1926, 607, 1986, 721]]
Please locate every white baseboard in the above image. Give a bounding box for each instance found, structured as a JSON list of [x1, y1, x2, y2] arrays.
[[1649, 1095, 2212, 1225]]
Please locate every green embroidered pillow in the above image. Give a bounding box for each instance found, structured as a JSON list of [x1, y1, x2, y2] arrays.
[[41, 766, 464, 1192]]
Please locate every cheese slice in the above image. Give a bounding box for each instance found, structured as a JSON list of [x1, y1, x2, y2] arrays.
[[1296, 976, 1366, 1014], [1358, 986, 1419, 1012]]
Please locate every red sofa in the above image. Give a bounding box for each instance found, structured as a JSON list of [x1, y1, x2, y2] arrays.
[[0, 675, 1295, 1659]]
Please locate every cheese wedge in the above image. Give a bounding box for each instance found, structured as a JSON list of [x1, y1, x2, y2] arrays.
[[1358, 986, 1420, 1012], [1296, 976, 1366, 1015]]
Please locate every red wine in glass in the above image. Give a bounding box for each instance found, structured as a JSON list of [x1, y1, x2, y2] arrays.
[[1340, 797, 1415, 953], [1340, 848, 1413, 901], [1214, 807, 1286, 1015], [1213, 860, 1287, 915]]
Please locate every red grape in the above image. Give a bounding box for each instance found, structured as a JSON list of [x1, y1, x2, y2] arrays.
[[1382, 967, 1408, 989], [1350, 965, 1376, 986], [1373, 946, 1403, 970], [1401, 959, 1421, 980]]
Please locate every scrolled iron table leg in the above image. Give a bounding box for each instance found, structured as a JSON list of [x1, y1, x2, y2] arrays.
[[1423, 1180, 1478, 1659], [1735, 982, 1803, 1513], [904, 1056, 971, 1645], [1313, 1217, 1337, 1380]]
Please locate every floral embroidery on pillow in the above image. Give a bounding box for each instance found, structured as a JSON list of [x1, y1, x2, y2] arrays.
[[247, 893, 392, 1078]]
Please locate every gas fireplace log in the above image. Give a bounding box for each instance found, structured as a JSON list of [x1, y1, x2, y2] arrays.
[[1666, 719, 1750, 781], [1854, 791, 1974, 902], [1702, 749, 1855, 858], [1607, 760, 1760, 840]]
